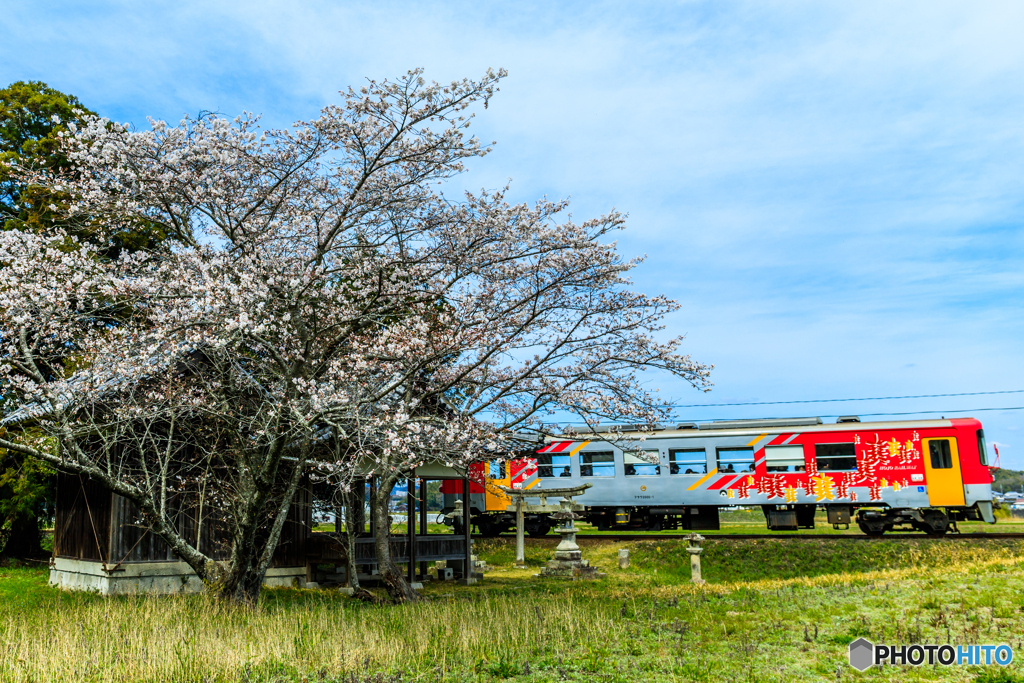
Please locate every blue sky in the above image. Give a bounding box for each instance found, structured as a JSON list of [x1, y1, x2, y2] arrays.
[[4, 1, 1023, 467]]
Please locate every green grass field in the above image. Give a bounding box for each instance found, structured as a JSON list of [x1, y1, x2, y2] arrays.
[[313, 507, 1024, 538], [567, 507, 1024, 535], [4, 535, 1024, 682]]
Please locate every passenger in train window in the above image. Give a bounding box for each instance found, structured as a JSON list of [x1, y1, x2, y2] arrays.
[[624, 464, 636, 476], [723, 464, 735, 473], [560, 466, 571, 477], [669, 449, 707, 475], [536, 454, 553, 478]]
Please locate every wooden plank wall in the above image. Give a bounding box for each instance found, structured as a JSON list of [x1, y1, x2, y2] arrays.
[[53, 474, 112, 561], [55, 473, 312, 568], [270, 484, 311, 567]]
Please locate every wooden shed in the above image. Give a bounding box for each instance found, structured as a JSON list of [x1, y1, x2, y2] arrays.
[[49, 473, 312, 594]]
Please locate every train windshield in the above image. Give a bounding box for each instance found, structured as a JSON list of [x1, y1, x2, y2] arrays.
[[977, 429, 989, 466]]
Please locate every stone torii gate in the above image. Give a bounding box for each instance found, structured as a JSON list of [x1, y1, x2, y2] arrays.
[[497, 483, 592, 568]]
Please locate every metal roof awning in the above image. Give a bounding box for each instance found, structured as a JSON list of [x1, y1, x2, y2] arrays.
[[696, 417, 823, 430]]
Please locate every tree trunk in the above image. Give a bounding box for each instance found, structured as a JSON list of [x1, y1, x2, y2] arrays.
[[372, 476, 418, 603], [235, 562, 265, 605], [213, 524, 261, 603], [216, 454, 307, 605], [350, 481, 366, 535], [213, 523, 277, 605], [344, 482, 363, 591], [0, 510, 43, 559]]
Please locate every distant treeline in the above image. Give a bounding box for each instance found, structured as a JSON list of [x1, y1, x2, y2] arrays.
[[992, 468, 1024, 494]]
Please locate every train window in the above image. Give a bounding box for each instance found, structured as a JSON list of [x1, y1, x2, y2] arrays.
[[716, 447, 755, 474], [580, 451, 615, 477], [765, 445, 804, 472], [977, 429, 989, 466], [814, 443, 857, 471], [489, 461, 506, 479], [624, 449, 660, 476], [669, 449, 707, 474], [929, 440, 953, 469], [536, 453, 570, 478]]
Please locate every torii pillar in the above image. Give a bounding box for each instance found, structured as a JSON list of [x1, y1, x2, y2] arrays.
[[498, 483, 592, 569]]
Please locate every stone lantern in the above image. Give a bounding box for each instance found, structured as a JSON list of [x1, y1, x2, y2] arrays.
[[685, 532, 706, 584], [538, 497, 604, 579]]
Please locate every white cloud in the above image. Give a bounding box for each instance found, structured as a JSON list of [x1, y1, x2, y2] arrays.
[[3, 0, 1023, 464]]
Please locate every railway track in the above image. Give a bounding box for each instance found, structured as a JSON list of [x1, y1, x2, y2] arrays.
[[484, 532, 1024, 541]]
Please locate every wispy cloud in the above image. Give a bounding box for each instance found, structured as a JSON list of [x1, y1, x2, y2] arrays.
[[3, 0, 1022, 462]]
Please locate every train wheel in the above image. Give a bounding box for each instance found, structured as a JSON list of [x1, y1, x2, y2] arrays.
[[920, 510, 949, 536], [526, 521, 551, 537], [477, 518, 502, 537], [858, 520, 886, 537]]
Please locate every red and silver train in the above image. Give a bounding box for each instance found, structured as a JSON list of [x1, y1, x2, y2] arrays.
[[441, 416, 995, 536]]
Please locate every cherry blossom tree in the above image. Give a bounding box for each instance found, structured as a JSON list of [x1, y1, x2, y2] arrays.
[[0, 69, 710, 604], [339, 185, 714, 600]]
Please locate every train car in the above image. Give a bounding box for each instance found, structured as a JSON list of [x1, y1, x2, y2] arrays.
[[440, 416, 995, 536]]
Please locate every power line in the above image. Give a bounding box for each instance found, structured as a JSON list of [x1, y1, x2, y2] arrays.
[[674, 406, 1024, 421], [667, 389, 1024, 408]]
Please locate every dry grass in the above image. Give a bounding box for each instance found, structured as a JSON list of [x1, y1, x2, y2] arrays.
[[4, 537, 1024, 681], [0, 589, 622, 682]]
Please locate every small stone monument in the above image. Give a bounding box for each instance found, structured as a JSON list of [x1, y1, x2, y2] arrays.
[[685, 532, 706, 584], [444, 499, 465, 525], [470, 540, 492, 574], [537, 497, 605, 579]]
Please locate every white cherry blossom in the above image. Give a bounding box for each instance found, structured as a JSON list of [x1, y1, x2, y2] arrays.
[[0, 69, 709, 603]]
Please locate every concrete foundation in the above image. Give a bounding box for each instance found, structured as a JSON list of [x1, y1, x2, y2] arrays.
[[49, 557, 308, 595]]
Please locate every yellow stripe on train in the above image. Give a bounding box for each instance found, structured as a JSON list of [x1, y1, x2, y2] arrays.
[[687, 468, 718, 491], [569, 441, 591, 456]]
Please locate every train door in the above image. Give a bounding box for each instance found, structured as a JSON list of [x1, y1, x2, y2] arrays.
[[484, 460, 512, 512], [922, 438, 965, 506]]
